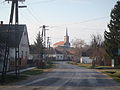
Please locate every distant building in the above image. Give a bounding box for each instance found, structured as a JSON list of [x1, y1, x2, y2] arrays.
[[48, 48, 69, 60], [50, 28, 72, 60], [0, 23, 29, 72], [80, 57, 93, 64], [53, 28, 70, 48]]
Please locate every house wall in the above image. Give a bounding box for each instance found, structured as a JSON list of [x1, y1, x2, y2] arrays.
[[19, 26, 29, 66], [80, 57, 93, 64], [9, 26, 29, 67], [55, 54, 64, 60]]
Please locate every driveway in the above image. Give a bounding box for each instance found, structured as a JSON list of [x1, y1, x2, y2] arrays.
[[1, 61, 120, 90]]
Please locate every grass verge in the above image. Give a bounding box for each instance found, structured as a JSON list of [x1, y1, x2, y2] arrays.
[[22, 68, 43, 75], [77, 63, 93, 69], [100, 69, 120, 82], [0, 62, 55, 85], [0, 75, 27, 85], [68, 61, 92, 69], [68, 61, 120, 83], [22, 63, 54, 75]]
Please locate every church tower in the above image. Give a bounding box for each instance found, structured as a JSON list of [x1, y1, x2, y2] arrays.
[[64, 28, 70, 48]]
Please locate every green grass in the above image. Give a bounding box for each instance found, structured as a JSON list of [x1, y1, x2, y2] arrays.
[[67, 61, 78, 65], [101, 69, 120, 82], [96, 66, 112, 68], [0, 75, 27, 85], [0, 62, 54, 85], [77, 63, 93, 69], [68, 62, 120, 83], [41, 63, 55, 69], [95, 66, 112, 69], [68, 61, 92, 69], [22, 68, 43, 75], [22, 63, 54, 75]]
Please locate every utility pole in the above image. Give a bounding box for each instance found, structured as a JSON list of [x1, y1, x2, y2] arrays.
[[46, 37, 51, 62], [40, 25, 49, 62], [2, 0, 26, 78], [40, 25, 49, 48], [47, 37, 50, 49]]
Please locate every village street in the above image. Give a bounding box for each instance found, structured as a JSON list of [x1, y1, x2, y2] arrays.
[[1, 61, 120, 90]]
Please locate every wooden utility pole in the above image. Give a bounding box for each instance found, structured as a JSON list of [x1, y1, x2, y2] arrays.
[[47, 37, 50, 49], [40, 25, 49, 62], [40, 25, 49, 48], [2, 0, 26, 77]]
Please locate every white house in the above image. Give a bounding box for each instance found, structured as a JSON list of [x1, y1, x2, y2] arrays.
[[54, 49, 64, 60], [80, 57, 93, 64], [0, 23, 29, 71], [48, 48, 71, 61]]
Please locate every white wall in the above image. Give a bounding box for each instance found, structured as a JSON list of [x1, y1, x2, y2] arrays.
[[9, 26, 29, 60], [9, 48, 15, 60], [80, 57, 93, 64], [19, 26, 29, 60], [55, 54, 64, 60]]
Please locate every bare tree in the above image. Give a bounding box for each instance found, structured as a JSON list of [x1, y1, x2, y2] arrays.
[[71, 38, 86, 62], [90, 34, 105, 66], [71, 39, 86, 49]]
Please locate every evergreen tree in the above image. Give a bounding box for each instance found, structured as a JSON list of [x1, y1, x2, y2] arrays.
[[104, 1, 120, 66], [34, 31, 44, 59]]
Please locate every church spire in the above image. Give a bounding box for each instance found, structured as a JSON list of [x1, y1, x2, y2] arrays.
[[66, 27, 68, 36], [64, 27, 70, 48]]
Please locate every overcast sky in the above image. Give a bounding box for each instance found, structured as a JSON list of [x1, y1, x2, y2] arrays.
[[0, 0, 118, 45]]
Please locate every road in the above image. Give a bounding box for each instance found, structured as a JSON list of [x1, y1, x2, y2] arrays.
[[1, 61, 120, 90]]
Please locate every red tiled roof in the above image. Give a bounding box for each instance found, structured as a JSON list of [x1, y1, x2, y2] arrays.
[[67, 49, 77, 55], [53, 41, 64, 46]]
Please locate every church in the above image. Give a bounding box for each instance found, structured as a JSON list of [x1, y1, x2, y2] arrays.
[[48, 28, 72, 60], [53, 28, 71, 48]]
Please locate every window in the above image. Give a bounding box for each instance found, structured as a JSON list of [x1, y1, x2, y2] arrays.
[[57, 56, 59, 59]]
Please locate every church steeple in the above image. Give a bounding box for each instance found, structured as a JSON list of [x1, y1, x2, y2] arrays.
[[66, 27, 68, 36], [64, 27, 70, 48]]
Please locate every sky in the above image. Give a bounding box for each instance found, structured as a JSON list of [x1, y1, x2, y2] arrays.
[[0, 0, 119, 45]]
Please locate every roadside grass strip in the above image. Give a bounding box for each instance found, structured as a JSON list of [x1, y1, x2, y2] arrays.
[[68, 61, 92, 69], [68, 61, 120, 83], [101, 70, 120, 82], [0, 75, 27, 84], [22, 68, 43, 75], [0, 63, 54, 85]]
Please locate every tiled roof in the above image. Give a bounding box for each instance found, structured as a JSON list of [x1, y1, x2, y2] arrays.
[[67, 49, 77, 55], [55, 49, 64, 54], [53, 41, 64, 46]]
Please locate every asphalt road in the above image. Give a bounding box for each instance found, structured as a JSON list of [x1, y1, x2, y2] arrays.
[[1, 61, 120, 90]]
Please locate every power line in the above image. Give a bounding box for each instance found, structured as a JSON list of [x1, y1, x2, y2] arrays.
[[26, 8, 40, 23], [20, 12, 36, 25], [50, 16, 109, 28], [26, 0, 57, 5], [20, 10, 39, 25], [0, 0, 4, 4], [28, 5, 43, 23]]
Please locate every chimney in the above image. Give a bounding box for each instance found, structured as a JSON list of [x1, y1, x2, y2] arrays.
[[0, 21, 3, 26]]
